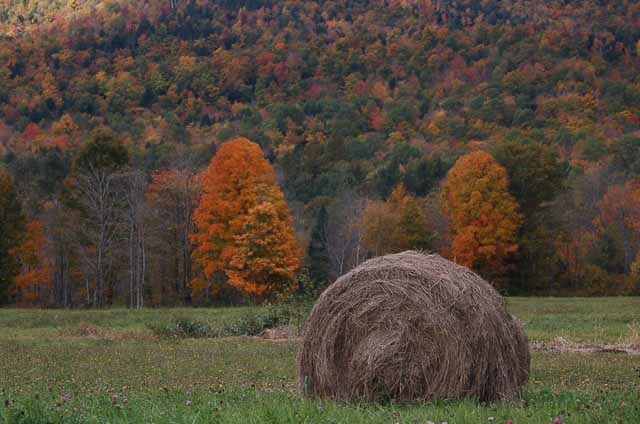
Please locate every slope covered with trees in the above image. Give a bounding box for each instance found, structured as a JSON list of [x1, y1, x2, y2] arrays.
[[0, 0, 639, 305]]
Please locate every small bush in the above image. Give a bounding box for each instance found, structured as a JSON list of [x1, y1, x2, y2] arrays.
[[222, 313, 275, 336], [148, 318, 215, 339], [148, 302, 312, 339]]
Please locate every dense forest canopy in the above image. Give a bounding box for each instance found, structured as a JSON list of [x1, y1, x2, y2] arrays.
[[0, 0, 639, 306]]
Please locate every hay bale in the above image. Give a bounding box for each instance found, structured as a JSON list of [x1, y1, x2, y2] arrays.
[[298, 251, 530, 402]]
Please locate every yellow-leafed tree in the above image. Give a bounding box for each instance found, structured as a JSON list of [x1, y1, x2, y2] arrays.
[[362, 184, 434, 256]]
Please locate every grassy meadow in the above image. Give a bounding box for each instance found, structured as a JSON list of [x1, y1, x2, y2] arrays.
[[0, 298, 639, 423]]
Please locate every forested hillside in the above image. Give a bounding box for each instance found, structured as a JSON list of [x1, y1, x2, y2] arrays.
[[1, 0, 639, 306]]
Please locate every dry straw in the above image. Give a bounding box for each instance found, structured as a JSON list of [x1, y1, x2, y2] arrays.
[[298, 251, 530, 402]]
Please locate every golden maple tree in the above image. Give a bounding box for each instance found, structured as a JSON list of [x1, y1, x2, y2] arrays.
[[441, 151, 522, 284], [191, 137, 301, 300]]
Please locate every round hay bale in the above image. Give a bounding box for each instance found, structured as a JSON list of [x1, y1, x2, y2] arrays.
[[298, 251, 530, 402]]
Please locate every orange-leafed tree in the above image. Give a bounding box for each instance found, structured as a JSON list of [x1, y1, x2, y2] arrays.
[[441, 151, 522, 285], [191, 137, 301, 301], [11, 220, 52, 306]]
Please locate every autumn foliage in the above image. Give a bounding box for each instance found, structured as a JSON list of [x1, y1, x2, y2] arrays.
[[593, 179, 640, 277], [11, 220, 52, 306], [1, 0, 640, 302], [441, 151, 522, 284], [595, 180, 640, 240], [191, 137, 301, 300], [362, 184, 433, 256]]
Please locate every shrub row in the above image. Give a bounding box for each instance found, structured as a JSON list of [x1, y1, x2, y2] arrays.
[[148, 302, 311, 339]]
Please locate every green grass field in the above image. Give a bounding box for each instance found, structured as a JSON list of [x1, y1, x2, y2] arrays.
[[1, 298, 639, 423]]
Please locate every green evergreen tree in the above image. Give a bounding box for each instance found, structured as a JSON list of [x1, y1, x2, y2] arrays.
[[75, 127, 129, 174], [493, 140, 566, 292], [0, 169, 25, 304], [307, 206, 330, 288]]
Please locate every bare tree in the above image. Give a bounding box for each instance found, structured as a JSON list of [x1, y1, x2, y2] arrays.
[[70, 165, 123, 307], [42, 200, 73, 307], [552, 164, 622, 289], [123, 169, 147, 309], [423, 190, 449, 252], [146, 154, 201, 305], [325, 190, 367, 279]]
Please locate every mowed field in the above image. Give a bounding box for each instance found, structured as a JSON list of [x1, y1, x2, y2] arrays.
[[0, 298, 639, 423]]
